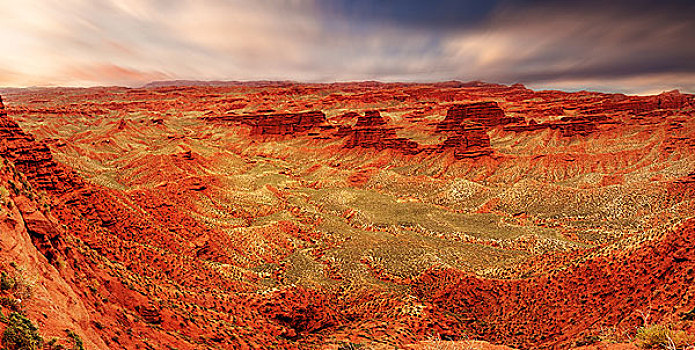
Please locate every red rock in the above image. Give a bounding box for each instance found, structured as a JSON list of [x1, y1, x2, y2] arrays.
[[255, 286, 340, 337], [581, 90, 694, 115], [343, 110, 421, 154], [439, 124, 492, 159], [503, 114, 615, 136], [0, 103, 77, 193], [2, 82, 694, 350], [355, 110, 387, 128], [438, 102, 522, 131], [137, 305, 163, 324], [203, 110, 327, 136]]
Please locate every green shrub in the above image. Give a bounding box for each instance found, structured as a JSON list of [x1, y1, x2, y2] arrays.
[[46, 337, 67, 350], [1, 271, 16, 291], [0, 296, 20, 311], [65, 329, 84, 350], [0, 186, 10, 207], [4, 268, 35, 300], [1, 312, 43, 350]]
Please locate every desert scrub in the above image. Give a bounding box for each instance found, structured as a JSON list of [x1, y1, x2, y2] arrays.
[[0, 296, 21, 311], [1, 271, 16, 291], [635, 323, 694, 349], [65, 329, 85, 350], [1, 312, 43, 350], [0, 185, 10, 203], [2, 267, 36, 301]]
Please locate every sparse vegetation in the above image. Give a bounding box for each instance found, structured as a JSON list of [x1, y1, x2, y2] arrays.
[[635, 324, 694, 349], [1, 312, 43, 350], [1, 267, 35, 302], [597, 326, 622, 344], [337, 342, 363, 350], [420, 334, 475, 350], [45, 337, 67, 350], [1, 271, 16, 291], [0, 185, 10, 208], [0, 296, 21, 311], [65, 329, 85, 350]]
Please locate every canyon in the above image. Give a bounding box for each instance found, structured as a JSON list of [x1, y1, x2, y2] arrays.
[[0, 81, 693, 349]]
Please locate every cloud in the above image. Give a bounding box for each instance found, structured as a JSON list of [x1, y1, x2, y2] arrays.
[[0, 0, 692, 93], [315, 0, 500, 30], [440, 0, 695, 92], [62, 64, 171, 86]]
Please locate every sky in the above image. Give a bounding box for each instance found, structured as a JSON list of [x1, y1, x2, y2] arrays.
[[1, 0, 694, 94]]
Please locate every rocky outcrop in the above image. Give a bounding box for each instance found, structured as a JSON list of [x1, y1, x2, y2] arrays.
[[656, 90, 694, 110], [582, 90, 694, 115], [136, 304, 163, 324], [438, 102, 522, 131], [343, 110, 421, 154], [255, 287, 340, 339], [0, 98, 81, 194], [504, 114, 614, 136], [0, 109, 107, 348], [438, 124, 493, 159], [431, 103, 497, 158], [203, 110, 327, 136], [354, 110, 387, 128]]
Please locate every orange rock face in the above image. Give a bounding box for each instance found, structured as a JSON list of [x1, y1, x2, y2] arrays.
[[504, 114, 614, 137]]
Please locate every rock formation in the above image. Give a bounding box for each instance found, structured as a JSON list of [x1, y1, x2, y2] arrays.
[[343, 110, 420, 154], [204, 110, 327, 136], [438, 124, 493, 159], [503, 114, 615, 136], [581, 90, 694, 115], [431, 103, 498, 158], [0, 97, 78, 193], [438, 101, 523, 131]]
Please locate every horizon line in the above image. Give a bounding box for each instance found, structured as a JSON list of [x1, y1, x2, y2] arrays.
[[0, 79, 690, 97]]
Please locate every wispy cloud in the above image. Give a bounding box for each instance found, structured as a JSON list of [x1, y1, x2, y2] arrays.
[[0, 0, 692, 93], [441, 1, 695, 89]]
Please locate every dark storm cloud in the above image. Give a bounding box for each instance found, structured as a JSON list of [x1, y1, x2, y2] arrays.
[[428, 0, 695, 92], [318, 0, 695, 31], [316, 0, 695, 79], [317, 0, 501, 30], [491, 0, 695, 81]]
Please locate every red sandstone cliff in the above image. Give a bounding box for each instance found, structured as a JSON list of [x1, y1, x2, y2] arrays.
[[343, 110, 420, 154], [439, 124, 493, 159], [438, 101, 523, 131]]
